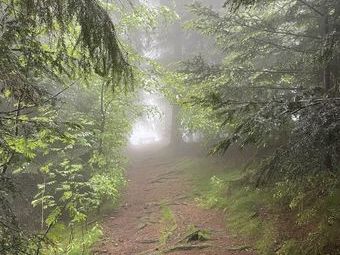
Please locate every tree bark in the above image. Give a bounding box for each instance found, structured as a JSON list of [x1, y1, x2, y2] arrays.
[[170, 104, 182, 145], [333, 0, 340, 94], [99, 83, 106, 153], [320, 1, 334, 171], [320, 1, 331, 92]]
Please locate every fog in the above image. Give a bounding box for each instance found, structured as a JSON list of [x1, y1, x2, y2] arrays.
[[128, 0, 221, 147], [129, 91, 171, 146]]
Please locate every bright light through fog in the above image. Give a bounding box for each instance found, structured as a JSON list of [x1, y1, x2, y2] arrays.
[[129, 92, 170, 146], [129, 122, 161, 145]]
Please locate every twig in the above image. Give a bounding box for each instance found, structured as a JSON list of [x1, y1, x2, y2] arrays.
[[0, 81, 77, 115], [225, 245, 253, 251], [297, 0, 324, 16]]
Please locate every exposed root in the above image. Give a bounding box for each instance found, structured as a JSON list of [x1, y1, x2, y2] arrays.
[[150, 176, 178, 184], [136, 239, 159, 244], [176, 229, 210, 244], [225, 245, 253, 251], [137, 227, 213, 255], [137, 223, 148, 230], [144, 201, 187, 210], [137, 243, 213, 255], [164, 243, 213, 253]]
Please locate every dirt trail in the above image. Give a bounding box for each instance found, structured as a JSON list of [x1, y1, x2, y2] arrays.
[[93, 145, 254, 255]]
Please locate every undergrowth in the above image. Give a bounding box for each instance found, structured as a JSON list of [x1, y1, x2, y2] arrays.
[[159, 204, 177, 245], [181, 157, 340, 255], [37, 171, 126, 255], [42, 223, 103, 255]]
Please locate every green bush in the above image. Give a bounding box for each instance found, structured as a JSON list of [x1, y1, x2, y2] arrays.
[[43, 224, 103, 255], [196, 168, 340, 255]]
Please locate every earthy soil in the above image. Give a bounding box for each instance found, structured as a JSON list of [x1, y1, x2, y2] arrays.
[[93, 144, 255, 255]]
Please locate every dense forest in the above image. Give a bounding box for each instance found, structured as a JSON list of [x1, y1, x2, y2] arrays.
[[0, 0, 339, 254]]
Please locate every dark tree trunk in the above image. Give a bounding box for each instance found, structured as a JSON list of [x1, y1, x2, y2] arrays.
[[320, 1, 335, 171], [170, 104, 182, 145], [99, 83, 106, 153], [333, 0, 340, 94], [320, 1, 331, 92]]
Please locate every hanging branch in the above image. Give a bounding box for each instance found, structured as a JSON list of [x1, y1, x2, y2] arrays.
[[0, 81, 77, 116], [297, 0, 324, 16]]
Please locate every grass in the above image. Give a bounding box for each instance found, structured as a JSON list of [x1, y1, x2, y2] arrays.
[[159, 204, 177, 245], [177, 156, 340, 255], [173, 156, 289, 254], [195, 171, 279, 254]]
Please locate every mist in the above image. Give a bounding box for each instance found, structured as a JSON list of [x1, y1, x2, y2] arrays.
[[1, 0, 340, 254], [129, 91, 171, 145]]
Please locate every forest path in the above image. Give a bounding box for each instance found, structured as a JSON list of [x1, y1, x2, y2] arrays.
[[93, 145, 254, 255]]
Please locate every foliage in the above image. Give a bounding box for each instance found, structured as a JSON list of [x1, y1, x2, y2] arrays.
[[172, 1, 340, 253], [42, 223, 103, 255], [119, 4, 178, 32], [0, 0, 174, 254], [0, 0, 131, 93], [196, 166, 340, 254], [0, 80, 134, 254], [188, 0, 339, 165]]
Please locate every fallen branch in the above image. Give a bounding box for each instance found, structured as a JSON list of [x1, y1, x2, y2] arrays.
[[225, 245, 253, 251], [164, 244, 213, 253], [137, 243, 213, 255], [136, 239, 159, 244]]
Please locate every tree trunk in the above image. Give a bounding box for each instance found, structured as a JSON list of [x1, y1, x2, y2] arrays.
[[320, 1, 331, 92], [333, 0, 340, 94], [320, 1, 334, 171], [99, 83, 106, 153], [170, 104, 182, 145]]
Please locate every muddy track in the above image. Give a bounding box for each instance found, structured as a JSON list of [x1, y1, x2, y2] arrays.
[[93, 145, 254, 255]]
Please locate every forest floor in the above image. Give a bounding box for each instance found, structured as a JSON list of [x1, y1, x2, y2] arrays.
[[93, 144, 255, 255]]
